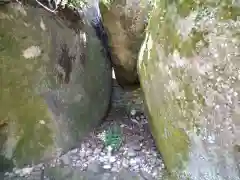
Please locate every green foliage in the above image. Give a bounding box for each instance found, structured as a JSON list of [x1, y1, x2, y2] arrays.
[[104, 123, 122, 151]]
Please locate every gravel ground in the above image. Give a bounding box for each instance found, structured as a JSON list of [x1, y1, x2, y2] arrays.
[[4, 110, 166, 180]]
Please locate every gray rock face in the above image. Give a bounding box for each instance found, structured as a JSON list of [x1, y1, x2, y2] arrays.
[[0, 2, 111, 171], [138, 1, 240, 179]]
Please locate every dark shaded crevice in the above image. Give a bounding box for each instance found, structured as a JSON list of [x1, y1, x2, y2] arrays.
[[86, 15, 114, 122], [89, 6, 140, 90]]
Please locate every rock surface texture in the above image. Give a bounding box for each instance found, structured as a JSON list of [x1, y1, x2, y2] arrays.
[[138, 0, 240, 179], [0, 2, 111, 170], [99, 0, 149, 87]]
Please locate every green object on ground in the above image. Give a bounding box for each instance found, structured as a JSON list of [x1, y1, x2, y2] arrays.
[[104, 123, 122, 151]]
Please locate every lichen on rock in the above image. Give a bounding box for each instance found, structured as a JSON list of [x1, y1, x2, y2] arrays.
[[99, 0, 150, 87], [138, 0, 240, 179], [0, 1, 111, 171]]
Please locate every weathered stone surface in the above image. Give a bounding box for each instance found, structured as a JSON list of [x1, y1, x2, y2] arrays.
[[99, 0, 149, 87], [0, 2, 111, 171], [138, 0, 240, 179]]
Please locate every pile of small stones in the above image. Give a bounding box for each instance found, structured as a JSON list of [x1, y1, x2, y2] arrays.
[[4, 110, 166, 180]]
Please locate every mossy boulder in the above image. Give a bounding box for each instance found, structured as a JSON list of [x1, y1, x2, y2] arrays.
[[0, 2, 111, 171], [138, 0, 240, 179], [99, 0, 149, 87]]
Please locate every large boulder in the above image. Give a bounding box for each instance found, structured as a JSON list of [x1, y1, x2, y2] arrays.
[[138, 0, 240, 179], [0, 2, 111, 171], [99, 0, 149, 87]]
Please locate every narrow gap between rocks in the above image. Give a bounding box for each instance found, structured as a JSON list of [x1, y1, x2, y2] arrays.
[[4, 73, 167, 180]]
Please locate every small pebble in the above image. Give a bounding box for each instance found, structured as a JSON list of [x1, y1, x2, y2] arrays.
[[149, 157, 157, 165], [79, 150, 85, 158], [100, 152, 106, 156], [134, 157, 142, 164], [161, 163, 165, 168], [120, 124, 125, 128], [103, 164, 112, 170], [127, 149, 137, 157], [132, 144, 142, 151], [85, 149, 93, 156], [141, 170, 155, 180], [75, 160, 81, 167], [109, 156, 117, 163], [81, 144, 86, 149], [94, 148, 102, 155], [130, 109, 136, 116], [131, 118, 139, 124], [122, 159, 129, 168], [99, 156, 107, 163], [152, 168, 158, 177], [86, 142, 91, 148], [129, 158, 137, 166], [70, 148, 78, 154]]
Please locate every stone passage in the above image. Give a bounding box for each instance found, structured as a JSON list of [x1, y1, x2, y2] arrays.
[[4, 110, 166, 180]]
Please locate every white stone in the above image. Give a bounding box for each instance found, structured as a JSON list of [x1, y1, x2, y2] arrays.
[[103, 164, 112, 170]]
